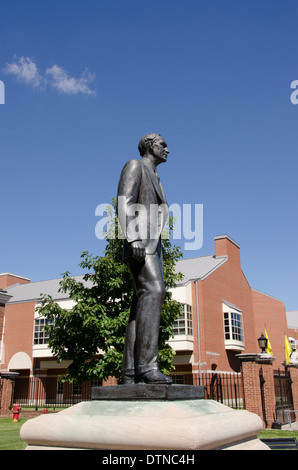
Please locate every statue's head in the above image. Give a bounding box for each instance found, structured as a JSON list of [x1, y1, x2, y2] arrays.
[[138, 133, 169, 164], [138, 133, 161, 156]]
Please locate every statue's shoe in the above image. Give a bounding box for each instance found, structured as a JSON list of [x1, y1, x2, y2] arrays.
[[137, 369, 172, 384]]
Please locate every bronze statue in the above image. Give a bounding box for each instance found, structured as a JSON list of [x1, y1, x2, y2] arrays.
[[117, 133, 172, 384]]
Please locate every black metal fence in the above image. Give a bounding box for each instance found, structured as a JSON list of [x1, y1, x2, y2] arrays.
[[274, 368, 294, 425], [13, 377, 101, 410], [171, 372, 244, 409], [13, 372, 243, 411]]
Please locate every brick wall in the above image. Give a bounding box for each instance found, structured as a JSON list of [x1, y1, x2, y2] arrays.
[[0, 274, 30, 289], [191, 236, 258, 373], [189, 236, 289, 375], [2, 302, 36, 370], [252, 289, 288, 367]]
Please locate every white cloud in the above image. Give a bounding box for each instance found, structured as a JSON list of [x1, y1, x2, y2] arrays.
[[3, 56, 96, 96], [45, 65, 96, 96], [3, 56, 44, 88]]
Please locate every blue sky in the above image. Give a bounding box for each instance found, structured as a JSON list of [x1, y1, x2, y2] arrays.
[[0, 0, 297, 311]]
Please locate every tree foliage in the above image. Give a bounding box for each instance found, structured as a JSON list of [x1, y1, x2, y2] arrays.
[[38, 200, 183, 383]]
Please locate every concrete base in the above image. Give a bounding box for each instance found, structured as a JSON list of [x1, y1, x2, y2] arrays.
[[20, 398, 269, 450]]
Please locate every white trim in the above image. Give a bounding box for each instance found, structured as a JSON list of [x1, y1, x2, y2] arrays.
[[32, 345, 54, 358], [214, 234, 240, 249], [0, 273, 31, 281], [222, 300, 242, 313], [169, 336, 194, 352], [40, 360, 72, 369], [172, 353, 194, 365], [8, 351, 32, 370]]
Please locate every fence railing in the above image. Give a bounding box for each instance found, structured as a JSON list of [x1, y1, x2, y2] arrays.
[[274, 368, 295, 425], [13, 377, 101, 410], [171, 371, 244, 409], [13, 372, 244, 411]]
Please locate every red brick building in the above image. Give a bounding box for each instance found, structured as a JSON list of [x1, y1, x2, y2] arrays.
[[170, 235, 296, 378], [0, 235, 296, 383]]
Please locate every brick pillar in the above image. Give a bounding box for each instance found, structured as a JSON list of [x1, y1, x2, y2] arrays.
[[259, 361, 276, 428], [238, 354, 263, 422], [0, 372, 19, 417], [0, 378, 14, 417], [287, 365, 298, 412], [238, 353, 276, 428]]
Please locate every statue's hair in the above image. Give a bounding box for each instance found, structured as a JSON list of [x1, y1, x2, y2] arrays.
[[138, 133, 161, 157]]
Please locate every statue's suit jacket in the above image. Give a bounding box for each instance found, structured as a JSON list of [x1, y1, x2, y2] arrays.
[[117, 157, 169, 260]]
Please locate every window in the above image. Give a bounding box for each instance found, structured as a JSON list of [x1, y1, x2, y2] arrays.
[[222, 302, 245, 351], [34, 317, 55, 345], [173, 304, 193, 336], [224, 311, 244, 342]]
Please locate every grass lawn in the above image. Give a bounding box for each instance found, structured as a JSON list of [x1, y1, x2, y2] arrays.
[[0, 418, 28, 450], [258, 429, 298, 440]]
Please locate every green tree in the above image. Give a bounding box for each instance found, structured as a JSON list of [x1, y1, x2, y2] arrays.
[[38, 201, 183, 384]]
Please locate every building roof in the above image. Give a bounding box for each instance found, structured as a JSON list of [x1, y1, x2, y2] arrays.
[[0, 289, 12, 303], [5, 255, 228, 303], [175, 255, 228, 285], [6, 275, 93, 304]]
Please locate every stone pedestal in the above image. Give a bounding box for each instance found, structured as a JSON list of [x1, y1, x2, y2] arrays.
[[91, 383, 205, 401], [20, 384, 269, 450]]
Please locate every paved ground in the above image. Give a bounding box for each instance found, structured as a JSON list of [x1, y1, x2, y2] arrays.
[[282, 421, 298, 431]]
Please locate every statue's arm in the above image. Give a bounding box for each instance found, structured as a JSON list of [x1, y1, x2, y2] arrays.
[[117, 160, 145, 259]]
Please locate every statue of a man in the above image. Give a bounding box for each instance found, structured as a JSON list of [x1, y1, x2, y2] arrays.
[[117, 133, 172, 384]]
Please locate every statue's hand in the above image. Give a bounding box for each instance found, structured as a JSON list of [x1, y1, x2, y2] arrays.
[[131, 241, 146, 261]]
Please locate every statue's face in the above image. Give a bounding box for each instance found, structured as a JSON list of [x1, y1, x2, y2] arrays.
[[151, 136, 170, 163]]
